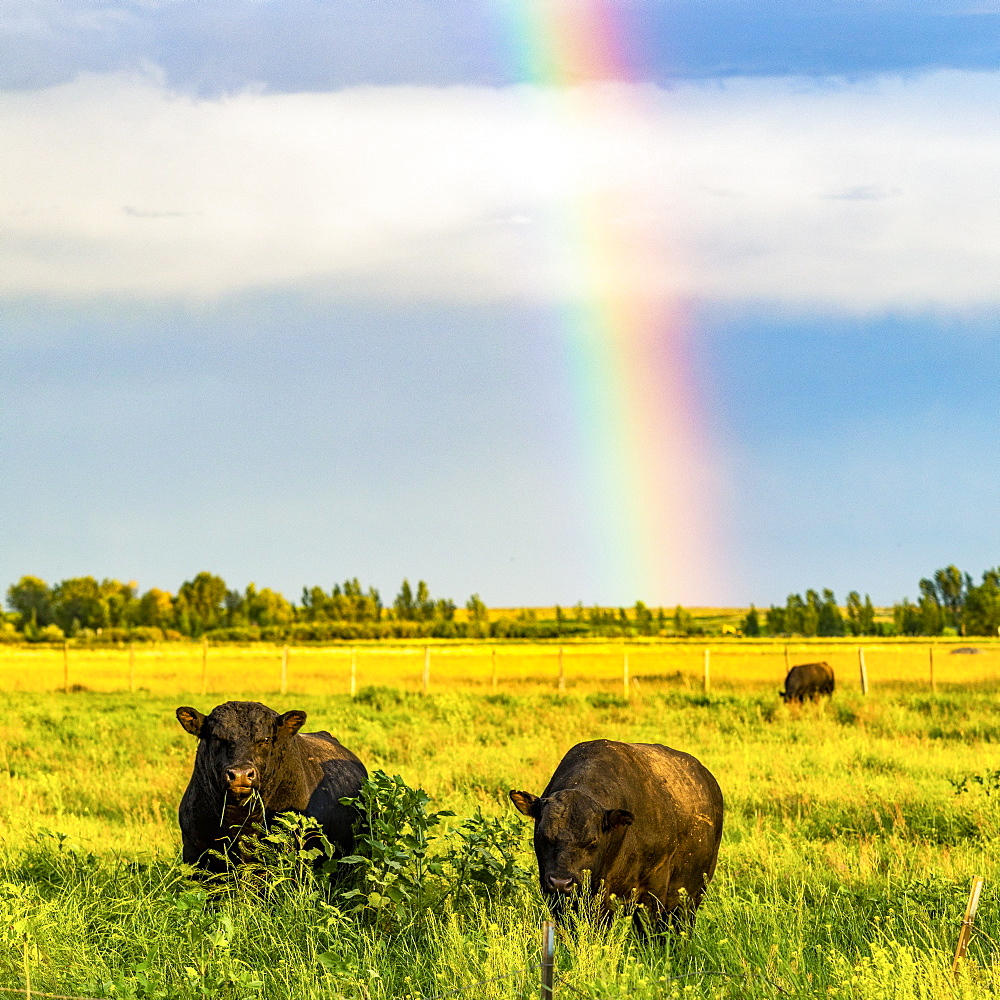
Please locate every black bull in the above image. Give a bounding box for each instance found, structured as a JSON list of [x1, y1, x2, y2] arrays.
[[176, 700, 366, 872], [510, 740, 723, 926], [780, 661, 835, 702]]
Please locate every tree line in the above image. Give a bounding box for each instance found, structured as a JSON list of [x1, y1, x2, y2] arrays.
[[2, 563, 998, 643], [744, 564, 1000, 638]]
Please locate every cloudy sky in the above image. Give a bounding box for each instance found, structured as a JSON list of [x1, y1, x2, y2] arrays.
[[2, 0, 999, 608]]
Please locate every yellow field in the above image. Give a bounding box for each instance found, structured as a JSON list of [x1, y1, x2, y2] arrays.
[[2, 638, 999, 695]]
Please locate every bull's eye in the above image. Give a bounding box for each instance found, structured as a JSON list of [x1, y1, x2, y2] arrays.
[[257, 738, 271, 746]]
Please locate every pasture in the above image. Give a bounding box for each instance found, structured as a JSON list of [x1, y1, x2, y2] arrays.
[[2, 656, 1000, 998], [4, 638, 1000, 696]]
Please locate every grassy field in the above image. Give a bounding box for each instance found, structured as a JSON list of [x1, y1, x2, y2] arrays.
[[3, 682, 1000, 999], [3, 639, 1000, 696]]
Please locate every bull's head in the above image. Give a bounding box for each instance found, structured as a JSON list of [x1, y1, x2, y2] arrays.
[[176, 701, 306, 802], [509, 788, 633, 905]]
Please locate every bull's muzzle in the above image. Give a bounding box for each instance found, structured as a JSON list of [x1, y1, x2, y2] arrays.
[[224, 766, 258, 796], [546, 875, 576, 895]]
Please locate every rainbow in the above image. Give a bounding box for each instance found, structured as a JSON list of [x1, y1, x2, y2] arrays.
[[497, 1, 718, 604]]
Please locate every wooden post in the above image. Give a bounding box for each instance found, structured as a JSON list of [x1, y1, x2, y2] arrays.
[[63, 641, 69, 693], [422, 646, 430, 694], [558, 647, 565, 692], [280, 644, 289, 695], [784, 644, 790, 674], [129, 643, 135, 693], [952, 876, 985, 973], [702, 647, 710, 694], [491, 647, 497, 692], [201, 637, 208, 697], [623, 650, 630, 700], [350, 647, 357, 698], [930, 645, 936, 693], [858, 646, 869, 695], [540, 920, 555, 1000], [22, 933, 31, 1000]]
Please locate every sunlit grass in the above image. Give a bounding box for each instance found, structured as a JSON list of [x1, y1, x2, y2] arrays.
[[2, 639, 1000, 696], [2, 687, 1000, 997]]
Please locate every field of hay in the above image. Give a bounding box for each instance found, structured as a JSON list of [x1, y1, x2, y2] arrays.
[[2, 639, 999, 695], [2, 680, 1000, 999]]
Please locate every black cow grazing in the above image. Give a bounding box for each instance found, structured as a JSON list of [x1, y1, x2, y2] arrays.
[[780, 661, 835, 702], [509, 739, 723, 928], [176, 700, 367, 873]]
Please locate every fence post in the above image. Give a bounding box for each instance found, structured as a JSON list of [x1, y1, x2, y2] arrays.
[[63, 641, 69, 694], [558, 647, 565, 692], [350, 647, 357, 698], [280, 644, 289, 695], [930, 645, 936, 694], [702, 647, 710, 694], [491, 647, 497, 692], [784, 644, 790, 674], [201, 637, 208, 697], [952, 875, 985, 973], [423, 646, 430, 694], [858, 646, 869, 695], [540, 920, 555, 1000], [623, 650, 630, 700], [129, 643, 135, 693]]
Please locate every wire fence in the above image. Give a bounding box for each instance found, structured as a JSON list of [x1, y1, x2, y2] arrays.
[[2, 639, 1000, 697]]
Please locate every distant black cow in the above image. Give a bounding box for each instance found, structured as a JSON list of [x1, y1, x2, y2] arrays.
[[509, 739, 723, 927], [780, 661, 835, 702], [176, 700, 367, 873]]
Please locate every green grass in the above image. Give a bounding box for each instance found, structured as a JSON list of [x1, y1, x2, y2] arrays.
[[2, 687, 1000, 998]]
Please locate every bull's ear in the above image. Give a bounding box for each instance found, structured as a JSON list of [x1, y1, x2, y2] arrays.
[[509, 790, 540, 817], [603, 809, 634, 831], [278, 710, 307, 737], [176, 707, 205, 736]]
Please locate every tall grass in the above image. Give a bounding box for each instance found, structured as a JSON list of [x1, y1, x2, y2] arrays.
[[1, 687, 1000, 997]]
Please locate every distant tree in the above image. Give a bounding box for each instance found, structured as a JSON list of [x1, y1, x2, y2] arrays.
[[917, 578, 943, 636], [741, 605, 761, 637], [435, 598, 456, 621], [933, 566, 969, 635], [817, 589, 844, 637], [634, 601, 654, 636], [963, 569, 1000, 636], [465, 593, 488, 623], [860, 595, 876, 635], [765, 605, 786, 635], [783, 594, 806, 635], [137, 588, 174, 628], [6, 576, 53, 629], [394, 579, 415, 621], [802, 590, 821, 637], [225, 588, 247, 625], [50, 577, 108, 634], [673, 605, 693, 636], [176, 572, 227, 635], [845, 591, 863, 636], [893, 598, 922, 635], [415, 581, 435, 621], [244, 584, 294, 627], [99, 580, 138, 628]]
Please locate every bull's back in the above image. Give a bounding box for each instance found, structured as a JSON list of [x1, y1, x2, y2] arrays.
[[785, 662, 835, 697]]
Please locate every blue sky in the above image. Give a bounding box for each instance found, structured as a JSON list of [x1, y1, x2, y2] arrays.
[[2, 1, 999, 607]]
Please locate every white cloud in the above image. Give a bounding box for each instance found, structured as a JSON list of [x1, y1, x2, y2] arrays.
[[2, 69, 1000, 308]]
